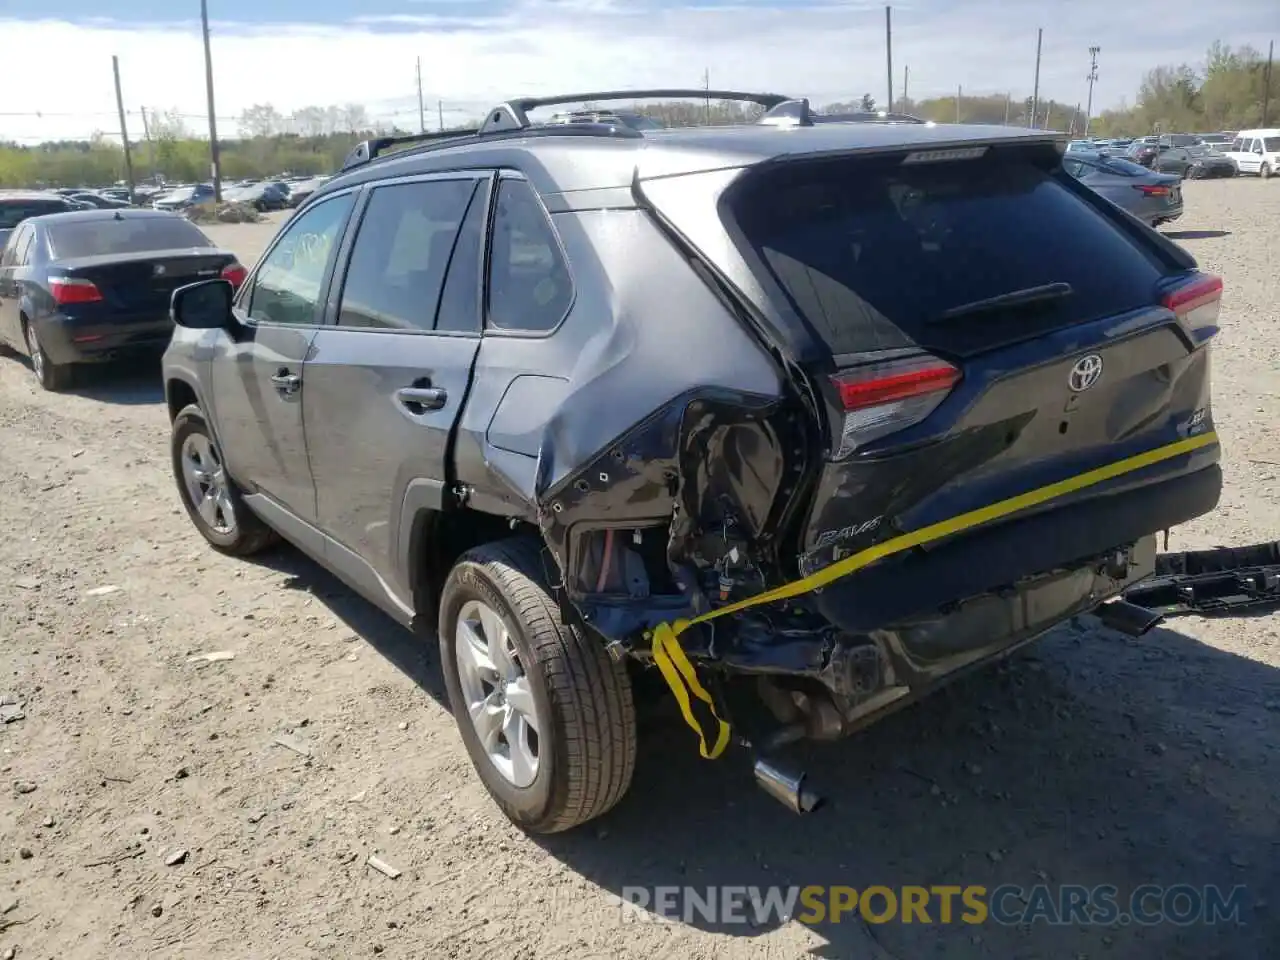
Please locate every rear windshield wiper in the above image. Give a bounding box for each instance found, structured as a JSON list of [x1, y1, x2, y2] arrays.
[[933, 282, 1074, 323]]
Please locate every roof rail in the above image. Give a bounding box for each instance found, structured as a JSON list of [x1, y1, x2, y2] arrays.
[[338, 88, 793, 173], [341, 128, 480, 172], [477, 88, 790, 134], [759, 101, 928, 127], [759, 98, 813, 126]]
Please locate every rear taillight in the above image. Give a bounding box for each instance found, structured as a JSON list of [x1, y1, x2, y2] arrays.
[[221, 262, 247, 289], [48, 277, 103, 306], [829, 355, 961, 457], [1163, 272, 1222, 344], [1134, 184, 1171, 197]]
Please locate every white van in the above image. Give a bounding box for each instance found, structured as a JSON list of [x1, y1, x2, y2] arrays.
[[1224, 129, 1280, 178]]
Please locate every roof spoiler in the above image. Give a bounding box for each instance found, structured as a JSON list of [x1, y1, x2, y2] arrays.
[[341, 88, 792, 172]]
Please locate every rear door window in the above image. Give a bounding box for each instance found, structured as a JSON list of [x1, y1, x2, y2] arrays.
[[47, 217, 212, 258], [732, 153, 1170, 357], [1265, 137, 1280, 152], [336, 178, 478, 331]]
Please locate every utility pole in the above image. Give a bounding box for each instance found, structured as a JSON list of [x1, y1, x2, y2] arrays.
[[199, 0, 222, 201], [1084, 45, 1100, 136], [438, 100, 444, 133], [111, 56, 136, 204], [1263, 40, 1274, 127], [416, 57, 426, 134], [902, 64, 909, 111], [140, 106, 155, 182], [956, 85, 962, 123], [1030, 28, 1043, 128], [1004, 92, 1012, 125], [885, 6, 894, 118], [703, 68, 711, 125]]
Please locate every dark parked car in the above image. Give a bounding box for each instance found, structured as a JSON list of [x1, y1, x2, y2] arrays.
[[1126, 141, 1160, 168], [161, 90, 1223, 832], [154, 184, 215, 212], [0, 209, 246, 390], [68, 191, 133, 210], [286, 176, 329, 207], [1062, 152, 1184, 225], [0, 191, 76, 248]]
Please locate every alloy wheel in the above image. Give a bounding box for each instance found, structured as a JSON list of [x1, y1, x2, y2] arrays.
[[180, 432, 237, 536], [454, 599, 541, 788], [25, 324, 44, 382]]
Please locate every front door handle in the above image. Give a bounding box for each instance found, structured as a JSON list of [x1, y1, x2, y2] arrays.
[[270, 370, 301, 395], [396, 385, 447, 413]]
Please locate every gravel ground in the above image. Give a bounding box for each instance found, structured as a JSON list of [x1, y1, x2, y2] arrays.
[[1, 183, 1277, 960]]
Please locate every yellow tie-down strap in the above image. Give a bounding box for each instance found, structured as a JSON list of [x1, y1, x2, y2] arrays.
[[649, 430, 1219, 759]]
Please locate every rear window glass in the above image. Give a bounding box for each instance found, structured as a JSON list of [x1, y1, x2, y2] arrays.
[[0, 199, 68, 228], [47, 217, 212, 258], [733, 154, 1168, 356]]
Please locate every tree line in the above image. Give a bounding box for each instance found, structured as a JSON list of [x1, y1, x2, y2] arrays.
[[0, 40, 1272, 189]]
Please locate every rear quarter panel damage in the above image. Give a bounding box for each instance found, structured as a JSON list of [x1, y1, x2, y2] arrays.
[[452, 204, 798, 638]]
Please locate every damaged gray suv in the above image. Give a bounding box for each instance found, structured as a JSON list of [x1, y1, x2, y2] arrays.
[[163, 90, 1223, 832]]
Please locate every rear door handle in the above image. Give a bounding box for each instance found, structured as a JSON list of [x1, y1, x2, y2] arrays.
[[270, 370, 301, 394], [396, 385, 448, 413]]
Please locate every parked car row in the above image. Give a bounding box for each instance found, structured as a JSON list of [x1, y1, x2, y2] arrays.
[[1068, 129, 1280, 180]]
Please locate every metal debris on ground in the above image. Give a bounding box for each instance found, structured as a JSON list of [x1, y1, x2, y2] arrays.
[[367, 855, 402, 880], [0, 701, 25, 724], [273, 734, 312, 758], [85, 584, 122, 597], [187, 651, 235, 664]]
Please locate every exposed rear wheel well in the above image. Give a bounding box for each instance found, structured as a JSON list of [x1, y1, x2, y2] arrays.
[[411, 507, 543, 620], [167, 380, 199, 422]]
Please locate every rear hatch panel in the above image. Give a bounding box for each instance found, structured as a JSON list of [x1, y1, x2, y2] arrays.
[[644, 135, 1221, 627]]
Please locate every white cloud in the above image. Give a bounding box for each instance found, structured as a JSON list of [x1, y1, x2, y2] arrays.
[[0, 0, 1272, 142]]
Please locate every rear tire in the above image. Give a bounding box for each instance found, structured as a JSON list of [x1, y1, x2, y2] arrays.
[[439, 537, 637, 833], [23, 319, 71, 391], [171, 404, 277, 556]]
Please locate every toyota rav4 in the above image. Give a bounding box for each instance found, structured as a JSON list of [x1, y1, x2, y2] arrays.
[[162, 90, 1223, 832]]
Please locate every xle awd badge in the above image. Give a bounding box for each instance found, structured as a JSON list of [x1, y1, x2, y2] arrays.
[[1068, 354, 1104, 393], [153, 264, 167, 277]]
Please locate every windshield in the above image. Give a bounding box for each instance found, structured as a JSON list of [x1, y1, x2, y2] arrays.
[[48, 217, 212, 258]]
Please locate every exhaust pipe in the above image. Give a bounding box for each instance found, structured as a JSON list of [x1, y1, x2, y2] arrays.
[[1095, 598, 1164, 637], [753, 758, 824, 814]]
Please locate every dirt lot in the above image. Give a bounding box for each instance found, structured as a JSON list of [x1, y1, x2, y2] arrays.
[[2, 184, 1278, 960]]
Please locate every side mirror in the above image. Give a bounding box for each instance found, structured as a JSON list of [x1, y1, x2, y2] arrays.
[[172, 278, 234, 330]]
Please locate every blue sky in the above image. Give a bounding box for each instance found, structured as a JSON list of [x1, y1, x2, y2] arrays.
[[1, 0, 1275, 142]]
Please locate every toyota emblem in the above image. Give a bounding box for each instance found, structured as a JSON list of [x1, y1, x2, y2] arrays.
[[1068, 354, 1104, 392]]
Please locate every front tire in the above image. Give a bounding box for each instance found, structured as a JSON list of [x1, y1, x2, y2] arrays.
[[1262, 163, 1273, 180], [439, 537, 637, 833], [24, 320, 71, 391], [171, 404, 276, 555]]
